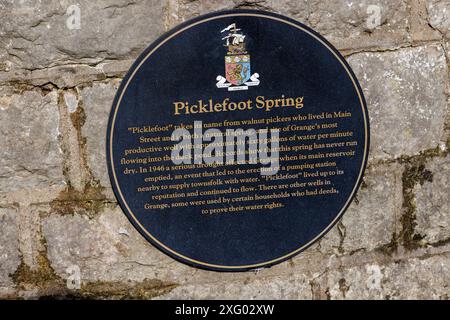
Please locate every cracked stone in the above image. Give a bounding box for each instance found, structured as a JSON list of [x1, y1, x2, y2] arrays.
[[320, 255, 450, 299], [446, 39, 450, 64], [0, 60, 133, 88], [80, 80, 121, 198], [0, 88, 65, 194], [446, 40, 450, 94], [173, 0, 410, 53], [0, 0, 166, 71], [18, 204, 46, 270], [42, 205, 186, 283], [0, 0, 448, 300], [348, 44, 448, 161], [415, 154, 450, 244], [318, 163, 403, 254], [409, 0, 443, 42], [41, 203, 325, 292], [426, 0, 450, 39], [169, 0, 236, 29], [157, 274, 312, 299], [269, 0, 411, 52], [0, 207, 20, 293]]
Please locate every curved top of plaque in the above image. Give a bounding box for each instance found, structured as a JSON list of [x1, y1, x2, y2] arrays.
[[106, 9, 370, 272]]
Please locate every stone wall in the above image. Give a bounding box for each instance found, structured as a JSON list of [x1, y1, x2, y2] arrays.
[[0, 0, 449, 299]]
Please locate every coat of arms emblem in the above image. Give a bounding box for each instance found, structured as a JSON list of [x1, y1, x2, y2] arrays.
[[216, 23, 260, 91]]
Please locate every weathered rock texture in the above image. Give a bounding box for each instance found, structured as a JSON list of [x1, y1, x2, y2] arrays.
[[0, 0, 449, 299]]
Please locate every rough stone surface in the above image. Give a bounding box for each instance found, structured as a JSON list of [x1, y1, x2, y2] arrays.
[[446, 40, 450, 70], [269, 0, 411, 52], [318, 163, 403, 254], [41, 204, 320, 288], [0, 0, 449, 300], [320, 254, 450, 299], [172, 0, 410, 53], [415, 155, 450, 244], [348, 44, 448, 161], [158, 274, 313, 299], [0, 88, 65, 194], [0, 60, 132, 89], [0, 207, 20, 289], [80, 80, 121, 197], [42, 205, 181, 283], [410, 0, 443, 42], [0, 0, 166, 71], [426, 0, 450, 39]]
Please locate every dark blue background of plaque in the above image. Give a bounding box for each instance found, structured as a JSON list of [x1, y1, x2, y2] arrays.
[[107, 10, 369, 271]]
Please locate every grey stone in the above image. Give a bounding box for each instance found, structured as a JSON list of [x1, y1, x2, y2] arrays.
[[410, 0, 443, 42], [322, 254, 450, 299], [0, 0, 166, 71], [58, 89, 90, 192], [170, 0, 235, 29], [173, 0, 410, 52], [18, 204, 46, 270], [80, 80, 121, 196], [42, 205, 185, 283], [318, 163, 403, 254], [40, 201, 450, 299], [426, 0, 450, 39], [348, 44, 448, 161], [0, 0, 448, 300], [0, 60, 133, 89], [445, 40, 450, 100], [41, 203, 325, 290], [270, 0, 410, 52], [157, 273, 313, 299], [0, 88, 65, 193], [0, 207, 20, 289], [415, 155, 450, 244], [446, 40, 450, 66]]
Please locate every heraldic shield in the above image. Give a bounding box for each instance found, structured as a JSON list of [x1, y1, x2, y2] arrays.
[[225, 54, 251, 86], [216, 23, 259, 91]]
